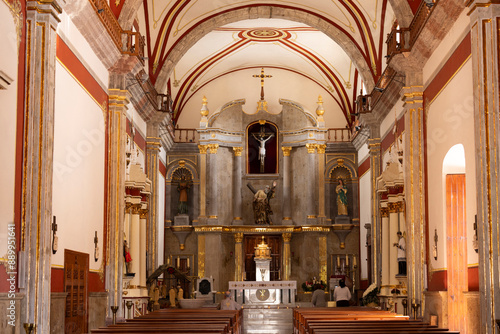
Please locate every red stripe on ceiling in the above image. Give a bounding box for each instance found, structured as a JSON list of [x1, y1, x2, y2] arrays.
[[110, 0, 125, 20], [408, 0, 422, 15], [149, 3, 371, 84], [56, 36, 108, 107], [159, 159, 167, 177], [172, 39, 252, 114], [174, 66, 343, 124], [126, 118, 147, 152], [279, 38, 352, 117], [358, 157, 371, 178], [381, 116, 405, 153], [339, 0, 378, 79], [424, 32, 471, 105], [172, 30, 354, 123]]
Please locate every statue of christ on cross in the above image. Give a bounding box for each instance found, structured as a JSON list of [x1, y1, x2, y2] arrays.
[[251, 126, 275, 173]]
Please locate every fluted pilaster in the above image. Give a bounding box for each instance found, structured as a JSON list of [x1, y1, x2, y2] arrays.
[[468, 3, 500, 333], [21, 2, 61, 332]]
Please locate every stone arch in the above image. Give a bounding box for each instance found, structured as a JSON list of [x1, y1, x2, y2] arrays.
[[118, 0, 142, 30], [154, 5, 376, 93], [387, 0, 414, 28]]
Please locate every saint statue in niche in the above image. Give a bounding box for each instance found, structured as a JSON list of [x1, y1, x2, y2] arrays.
[[177, 174, 191, 214], [336, 178, 348, 216]]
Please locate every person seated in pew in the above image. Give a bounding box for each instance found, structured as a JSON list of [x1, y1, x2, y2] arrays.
[[219, 291, 242, 310], [333, 279, 351, 307], [311, 284, 328, 307]]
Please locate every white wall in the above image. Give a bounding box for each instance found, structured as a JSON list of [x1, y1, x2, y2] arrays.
[[52, 62, 105, 271], [0, 3, 19, 262], [57, 11, 109, 89], [426, 59, 477, 271]]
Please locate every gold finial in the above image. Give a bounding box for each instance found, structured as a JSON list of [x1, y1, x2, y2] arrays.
[[316, 95, 325, 117], [258, 120, 266, 125], [200, 96, 209, 117]]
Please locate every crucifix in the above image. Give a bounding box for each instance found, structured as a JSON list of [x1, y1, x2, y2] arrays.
[[253, 68, 272, 101], [251, 125, 275, 173]]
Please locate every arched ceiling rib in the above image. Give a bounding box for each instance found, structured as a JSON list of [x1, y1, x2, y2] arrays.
[[128, 1, 398, 128]]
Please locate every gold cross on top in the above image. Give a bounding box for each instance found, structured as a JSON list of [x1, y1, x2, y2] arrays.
[[253, 68, 272, 100]]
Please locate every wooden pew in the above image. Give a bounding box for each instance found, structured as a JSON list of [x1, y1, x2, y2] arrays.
[[91, 308, 241, 334], [294, 307, 460, 334]]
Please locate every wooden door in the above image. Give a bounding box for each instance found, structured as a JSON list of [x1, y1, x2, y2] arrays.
[[446, 174, 467, 332], [64, 249, 89, 334], [244, 235, 282, 281]]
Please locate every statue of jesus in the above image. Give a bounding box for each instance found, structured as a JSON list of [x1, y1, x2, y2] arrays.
[[252, 132, 274, 163]]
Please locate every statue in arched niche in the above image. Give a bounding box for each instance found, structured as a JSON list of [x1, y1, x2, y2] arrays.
[[336, 177, 348, 216], [173, 167, 192, 215]]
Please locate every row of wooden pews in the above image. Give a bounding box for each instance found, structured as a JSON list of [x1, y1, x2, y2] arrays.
[[294, 307, 460, 334], [91, 309, 242, 334]]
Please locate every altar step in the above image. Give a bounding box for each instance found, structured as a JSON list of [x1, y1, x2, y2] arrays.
[[242, 308, 293, 334]]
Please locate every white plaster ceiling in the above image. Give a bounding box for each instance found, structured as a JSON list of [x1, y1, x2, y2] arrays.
[[138, 1, 396, 128]]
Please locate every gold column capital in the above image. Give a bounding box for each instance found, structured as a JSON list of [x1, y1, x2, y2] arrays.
[[381, 207, 389, 217], [131, 203, 142, 215], [233, 147, 243, 156], [282, 146, 292, 156], [282, 233, 292, 242], [140, 209, 148, 219], [306, 143, 317, 154], [234, 232, 244, 243], [316, 144, 326, 154], [198, 144, 208, 154], [208, 144, 219, 154]]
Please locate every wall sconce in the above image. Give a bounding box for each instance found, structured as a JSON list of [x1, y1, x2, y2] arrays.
[[94, 231, 99, 262], [51, 216, 58, 254], [433, 229, 438, 260]]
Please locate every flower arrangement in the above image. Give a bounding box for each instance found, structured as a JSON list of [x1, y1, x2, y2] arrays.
[[302, 279, 326, 292], [362, 283, 380, 306]]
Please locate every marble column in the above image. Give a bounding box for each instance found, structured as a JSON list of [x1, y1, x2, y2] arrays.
[[139, 208, 148, 288], [468, 3, 500, 333], [234, 233, 244, 281], [232, 147, 243, 225], [402, 84, 425, 318], [198, 145, 208, 225], [207, 144, 219, 224], [281, 147, 293, 224], [367, 138, 382, 287], [306, 144, 317, 224], [145, 113, 165, 276], [21, 2, 61, 332], [105, 86, 129, 319], [282, 233, 292, 280], [129, 204, 141, 286], [317, 144, 327, 224]]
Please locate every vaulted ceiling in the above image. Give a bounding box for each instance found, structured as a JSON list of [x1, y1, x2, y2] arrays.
[[114, 1, 410, 128]]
